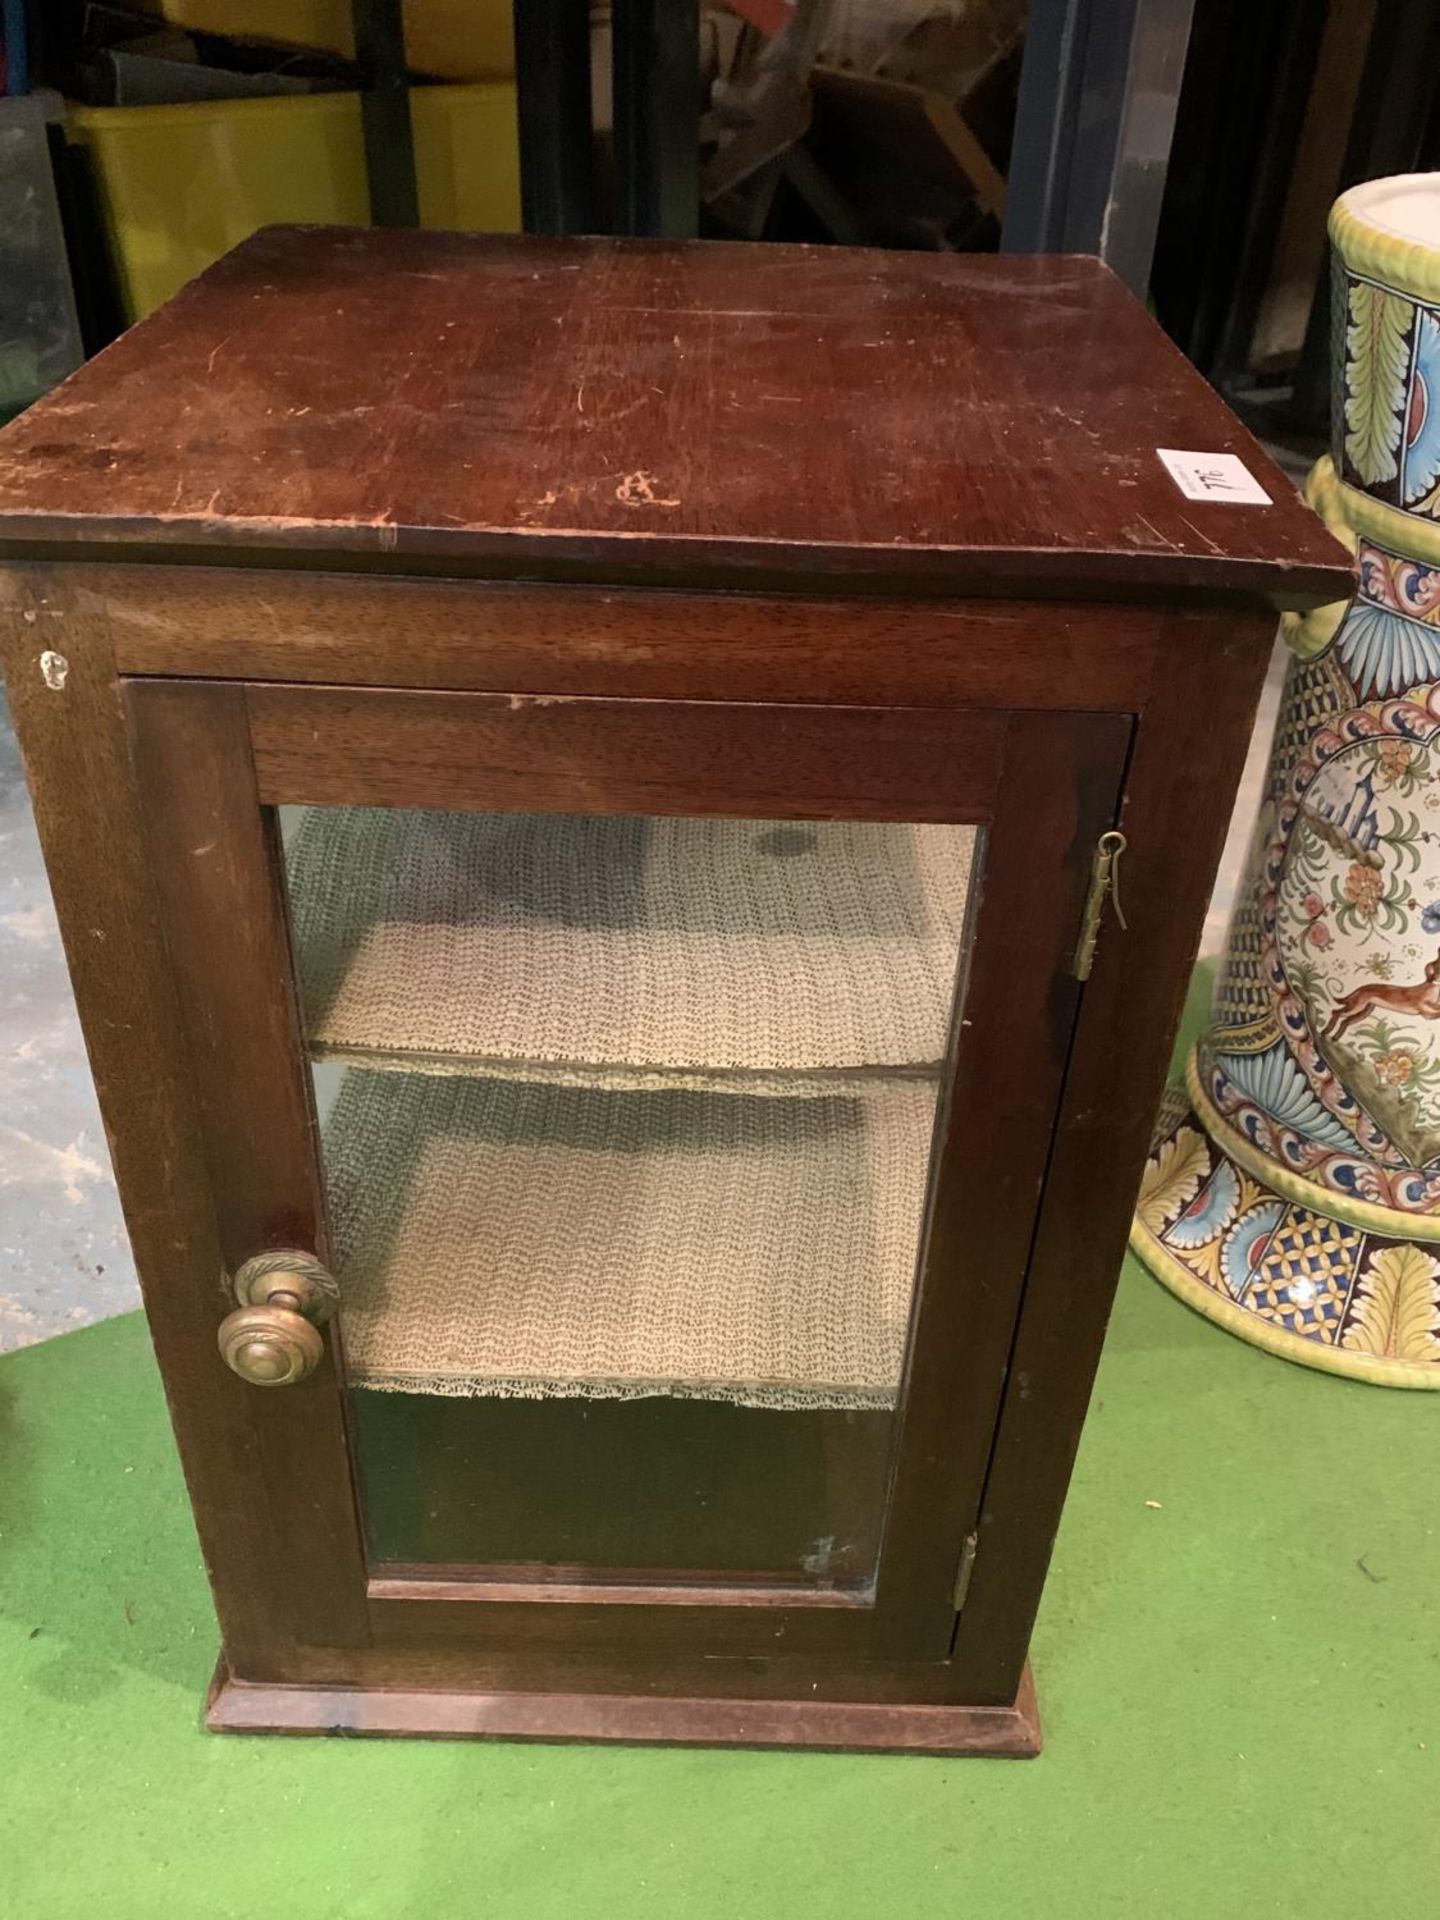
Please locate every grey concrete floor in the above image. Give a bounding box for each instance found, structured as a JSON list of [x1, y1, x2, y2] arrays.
[[0, 689, 137, 1349]]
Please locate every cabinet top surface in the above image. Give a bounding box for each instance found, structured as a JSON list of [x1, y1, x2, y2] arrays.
[[0, 226, 1350, 606]]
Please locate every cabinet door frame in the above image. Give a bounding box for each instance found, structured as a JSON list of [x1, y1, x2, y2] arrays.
[[123, 677, 1129, 1676]]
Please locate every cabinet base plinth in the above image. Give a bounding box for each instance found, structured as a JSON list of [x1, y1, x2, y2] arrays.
[[206, 1658, 1041, 1756]]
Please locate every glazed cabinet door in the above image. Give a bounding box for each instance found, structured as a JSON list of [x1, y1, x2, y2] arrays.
[[125, 678, 1128, 1687]]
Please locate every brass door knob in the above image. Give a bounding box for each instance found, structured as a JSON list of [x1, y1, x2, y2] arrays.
[[218, 1302, 323, 1385], [217, 1251, 338, 1387]]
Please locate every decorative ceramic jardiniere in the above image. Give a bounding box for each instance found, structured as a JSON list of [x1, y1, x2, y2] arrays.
[[1132, 175, 1440, 1386]]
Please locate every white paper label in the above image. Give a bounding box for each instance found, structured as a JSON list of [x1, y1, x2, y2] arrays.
[[1156, 449, 1272, 506]]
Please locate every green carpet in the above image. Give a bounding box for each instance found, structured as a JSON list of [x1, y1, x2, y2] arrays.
[[3, 980, 1436, 1918]]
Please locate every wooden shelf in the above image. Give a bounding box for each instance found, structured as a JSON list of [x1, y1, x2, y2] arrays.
[[286, 808, 975, 1094], [326, 1068, 937, 1409]]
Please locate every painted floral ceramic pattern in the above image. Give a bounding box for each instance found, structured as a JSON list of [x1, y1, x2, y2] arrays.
[[1137, 1116, 1440, 1371], [1339, 272, 1440, 517], [1134, 179, 1440, 1383], [1200, 543, 1440, 1215]]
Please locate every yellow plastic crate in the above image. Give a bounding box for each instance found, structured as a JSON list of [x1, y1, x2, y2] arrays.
[[159, 0, 513, 82], [68, 85, 520, 322]]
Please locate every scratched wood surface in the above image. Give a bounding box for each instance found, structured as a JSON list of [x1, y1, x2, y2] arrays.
[[0, 228, 1350, 607]]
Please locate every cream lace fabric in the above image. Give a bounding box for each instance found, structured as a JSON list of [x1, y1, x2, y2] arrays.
[[327, 1069, 937, 1409], [288, 808, 975, 1405], [288, 810, 975, 1094]]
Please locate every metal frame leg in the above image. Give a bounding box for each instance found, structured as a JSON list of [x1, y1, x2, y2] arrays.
[[514, 0, 596, 235], [1003, 0, 1195, 295], [353, 0, 419, 228], [613, 0, 700, 238]]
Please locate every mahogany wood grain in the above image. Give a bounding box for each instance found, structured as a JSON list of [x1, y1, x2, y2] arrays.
[[243, 684, 1007, 819], [0, 230, 1318, 1750], [123, 678, 371, 1652], [117, 669, 1126, 1683], [204, 1613, 1032, 1705], [949, 609, 1277, 1702], [235, 1627, 970, 1701], [360, 1591, 876, 1660], [0, 229, 1350, 609], [2, 561, 1280, 1740], [870, 709, 1129, 1654], [0, 570, 296, 1672], [90, 561, 1163, 710], [124, 683, 323, 1262], [117, 673, 1016, 1673], [206, 1658, 1042, 1753]]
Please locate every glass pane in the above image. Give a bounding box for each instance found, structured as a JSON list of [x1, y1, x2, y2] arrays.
[[281, 806, 981, 1591]]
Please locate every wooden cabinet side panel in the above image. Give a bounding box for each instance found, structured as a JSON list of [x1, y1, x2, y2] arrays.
[[0, 564, 296, 1671], [872, 709, 1132, 1652], [950, 610, 1277, 1701]]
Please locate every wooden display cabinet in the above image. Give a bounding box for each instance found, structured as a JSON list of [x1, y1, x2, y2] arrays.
[[0, 230, 1350, 1753]]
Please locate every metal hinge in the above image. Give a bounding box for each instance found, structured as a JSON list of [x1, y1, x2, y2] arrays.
[[1072, 830, 1128, 980], [952, 1531, 980, 1612]]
